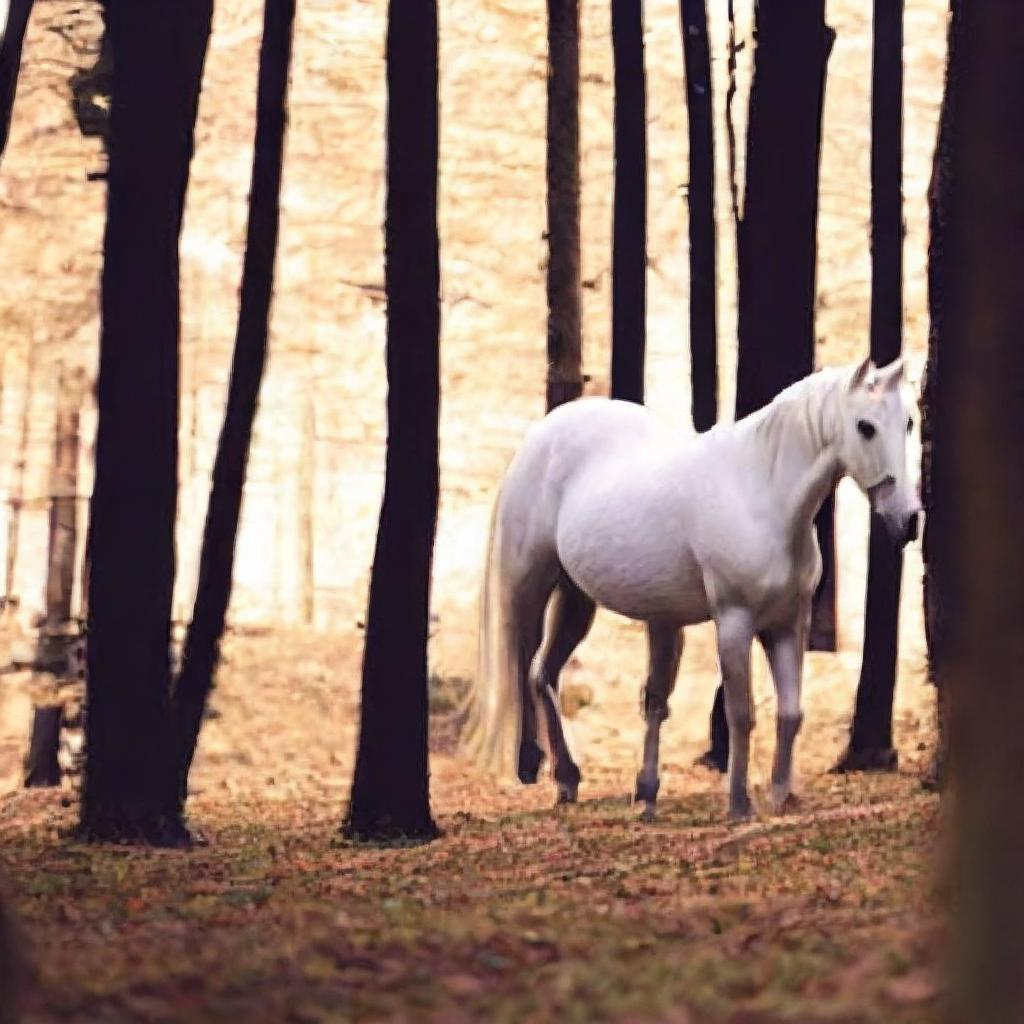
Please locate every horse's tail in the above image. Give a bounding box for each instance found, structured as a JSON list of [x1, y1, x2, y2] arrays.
[[459, 490, 522, 781]]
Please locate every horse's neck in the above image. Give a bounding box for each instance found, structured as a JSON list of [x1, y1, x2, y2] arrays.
[[735, 373, 843, 537]]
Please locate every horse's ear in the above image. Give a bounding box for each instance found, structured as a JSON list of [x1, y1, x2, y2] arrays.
[[848, 357, 874, 392], [876, 357, 905, 390]]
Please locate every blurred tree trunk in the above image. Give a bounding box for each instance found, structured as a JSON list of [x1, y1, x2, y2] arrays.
[[80, 0, 212, 846], [702, 0, 835, 772], [680, 0, 717, 431], [343, 0, 440, 842], [944, 1, 1024, 1017], [609, 0, 646, 404], [173, 0, 296, 801], [0, 0, 34, 164], [0, 891, 19, 1024], [837, 0, 905, 773], [546, 0, 583, 411]]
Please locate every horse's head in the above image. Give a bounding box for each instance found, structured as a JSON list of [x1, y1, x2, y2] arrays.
[[837, 357, 922, 546]]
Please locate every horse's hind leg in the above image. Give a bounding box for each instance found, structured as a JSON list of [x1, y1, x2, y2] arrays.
[[634, 623, 683, 821], [533, 575, 596, 803], [513, 583, 550, 784]]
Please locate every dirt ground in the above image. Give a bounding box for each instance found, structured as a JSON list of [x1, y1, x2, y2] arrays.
[[0, 622, 943, 1023]]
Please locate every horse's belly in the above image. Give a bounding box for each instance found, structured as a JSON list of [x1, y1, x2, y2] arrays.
[[558, 534, 711, 625]]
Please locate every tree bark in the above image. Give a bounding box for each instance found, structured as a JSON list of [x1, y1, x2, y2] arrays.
[[546, 0, 583, 411], [920, 4, 957, 795], [80, 0, 212, 846], [680, 0, 717, 431], [24, 705, 62, 787], [703, 1, 835, 772], [173, 0, 295, 800], [943, 1, 1024, 1017], [0, 0, 34, 165], [343, 0, 440, 843], [0, 891, 20, 1024], [836, 0, 905, 772], [609, 0, 646, 404]]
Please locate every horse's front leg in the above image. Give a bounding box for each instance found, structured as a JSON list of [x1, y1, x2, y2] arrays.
[[634, 623, 683, 821], [716, 608, 756, 821], [761, 610, 807, 814]]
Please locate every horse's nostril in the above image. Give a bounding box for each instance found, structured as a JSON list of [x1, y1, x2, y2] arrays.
[[906, 512, 920, 543]]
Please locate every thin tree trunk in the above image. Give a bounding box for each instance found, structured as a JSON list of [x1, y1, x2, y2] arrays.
[[609, 0, 646, 404], [838, 0, 905, 773], [173, 0, 295, 797], [80, 0, 212, 846], [703, 1, 835, 772], [546, 0, 583, 411], [944, 1, 1024, 1016], [724, 0, 740, 232], [0, 0, 34, 165], [680, 0, 717, 431], [45, 377, 82, 629], [343, 0, 440, 843]]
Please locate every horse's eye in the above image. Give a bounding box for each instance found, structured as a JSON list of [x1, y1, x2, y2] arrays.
[[907, 417, 913, 435], [857, 419, 877, 440]]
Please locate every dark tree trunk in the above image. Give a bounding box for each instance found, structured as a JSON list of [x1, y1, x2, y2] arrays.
[[919, 6, 958, 796], [343, 0, 440, 843], [836, 0, 905, 773], [0, 0, 34, 164], [545, 0, 583, 411], [943, 2, 1024, 1017], [702, 0, 835, 773], [0, 891, 20, 1024], [680, 0, 717, 431], [80, 0, 212, 847], [609, 0, 646, 404], [173, 0, 296, 800], [24, 705, 62, 787]]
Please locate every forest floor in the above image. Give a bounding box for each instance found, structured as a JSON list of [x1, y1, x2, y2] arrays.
[[0, 629, 945, 1024]]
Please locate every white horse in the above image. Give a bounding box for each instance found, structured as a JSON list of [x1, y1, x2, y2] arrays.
[[461, 358, 920, 820]]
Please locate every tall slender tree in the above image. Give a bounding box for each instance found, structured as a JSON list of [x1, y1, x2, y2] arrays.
[[343, 0, 440, 842], [943, 1, 1024, 1017], [920, 1, 960, 793], [0, 0, 34, 165], [680, 0, 717, 431], [173, 0, 296, 797], [546, 0, 583, 411], [80, 0, 212, 845], [700, 0, 835, 772], [609, 0, 646, 404], [836, 0, 905, 773]]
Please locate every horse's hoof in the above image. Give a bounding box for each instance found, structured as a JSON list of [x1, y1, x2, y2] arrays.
[[772, 790, 802, 816], [637, 802, 656, 823], [517, 740, 544, 784], [555, 783, 578, 806]]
